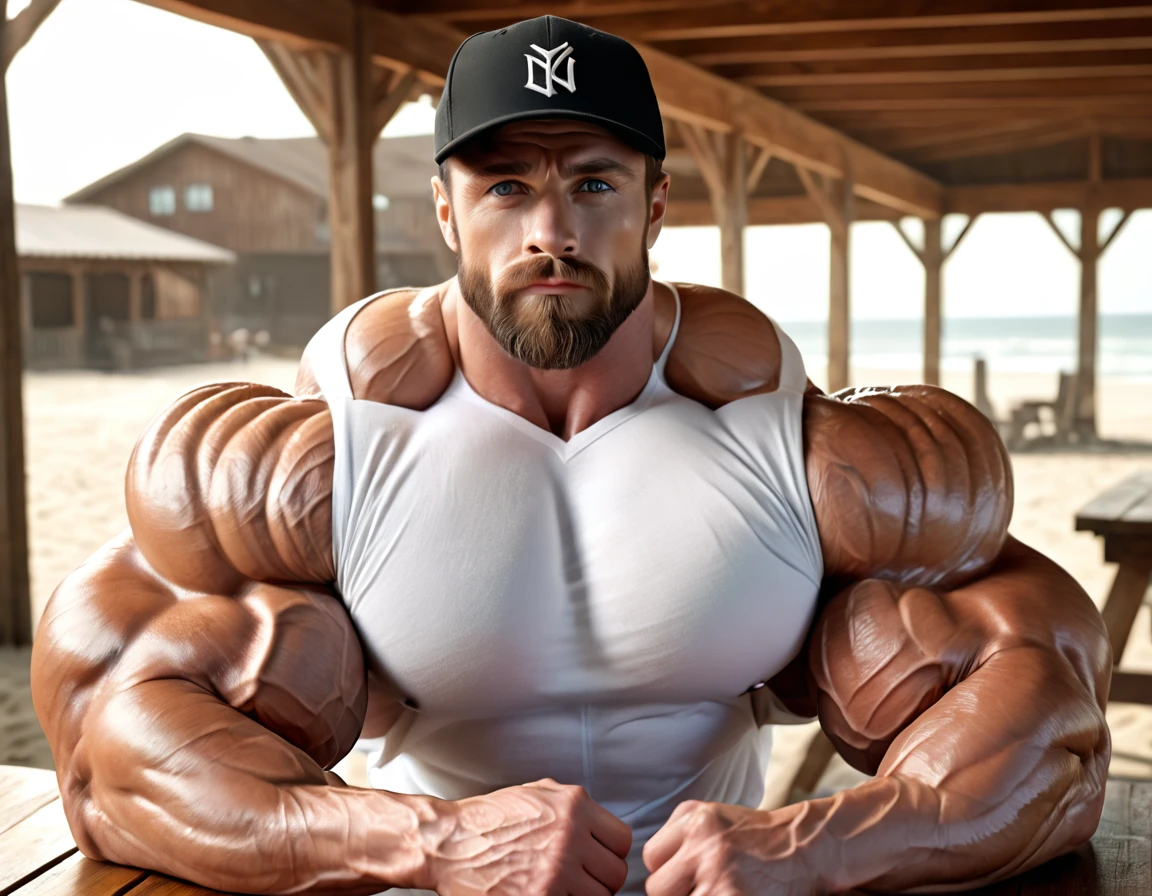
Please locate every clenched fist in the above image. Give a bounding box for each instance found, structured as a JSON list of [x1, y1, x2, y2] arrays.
[[424, 779, 633, 895], [643, 801, 816, 896]]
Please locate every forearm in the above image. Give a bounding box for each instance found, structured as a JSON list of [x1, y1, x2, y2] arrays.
[[798, 541, 1111, 892], [751, 644, 1101, 889], [75, 679, 446, 894]]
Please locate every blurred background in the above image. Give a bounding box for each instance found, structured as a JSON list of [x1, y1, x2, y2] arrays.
[[0, 0, 1150, 810]]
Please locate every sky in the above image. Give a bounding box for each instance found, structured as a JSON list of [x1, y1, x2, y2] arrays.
[[7, 0, 1151, 323]]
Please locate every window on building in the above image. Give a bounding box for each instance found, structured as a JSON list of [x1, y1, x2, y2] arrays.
[[185, 183, 214, 213], [149, 186, 176, 216], [140, 274, 156, 320], [29, 272, 73, 328]]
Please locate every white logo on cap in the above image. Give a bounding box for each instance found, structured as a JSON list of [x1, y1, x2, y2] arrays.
[[525, 42, 576, 97]]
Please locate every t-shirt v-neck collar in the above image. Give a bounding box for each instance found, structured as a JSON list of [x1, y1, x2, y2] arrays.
[[444, 282, 682, 463]]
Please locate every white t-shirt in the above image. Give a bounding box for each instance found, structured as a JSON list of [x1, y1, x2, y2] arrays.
[[305, 282, 823, 894]]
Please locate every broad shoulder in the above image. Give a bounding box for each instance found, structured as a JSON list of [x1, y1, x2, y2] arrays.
[[296, 285, 455, 408], [664, 282, 787, 409], [295, 281, 797, 410]]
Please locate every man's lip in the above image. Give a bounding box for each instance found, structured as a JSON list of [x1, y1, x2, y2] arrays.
[[521, 281, 584, 290]]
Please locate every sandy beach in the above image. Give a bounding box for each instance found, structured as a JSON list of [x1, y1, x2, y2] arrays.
[[3, 355, 1150, 801]]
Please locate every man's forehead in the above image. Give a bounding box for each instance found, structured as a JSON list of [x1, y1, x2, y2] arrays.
[[455, 119, 640, 169]]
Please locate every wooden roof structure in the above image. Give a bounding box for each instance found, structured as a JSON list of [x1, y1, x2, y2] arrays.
[[1, 0, 1150, 643]]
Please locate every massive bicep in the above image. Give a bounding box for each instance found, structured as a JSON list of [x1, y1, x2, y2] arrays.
[[808, 539, 1111, 888], [803, 385, 1013, 590], [31, 532, 368, 870], [125, 382, 336, 591]]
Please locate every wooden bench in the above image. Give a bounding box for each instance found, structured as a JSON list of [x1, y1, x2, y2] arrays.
[[1077, 470, 1152, 705], [2, 764, 1149, 894]]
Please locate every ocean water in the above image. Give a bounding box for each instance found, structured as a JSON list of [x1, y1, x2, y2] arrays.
[[777, 314, 1152, 378]]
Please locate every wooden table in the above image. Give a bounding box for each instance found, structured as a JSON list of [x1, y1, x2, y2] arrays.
[[1076, 470, 1152, 705], [2, 764, 1150, 894]]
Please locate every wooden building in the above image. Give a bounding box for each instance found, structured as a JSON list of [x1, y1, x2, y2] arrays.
[[65, 132, 455, 347], [15, 203, 234, 370]]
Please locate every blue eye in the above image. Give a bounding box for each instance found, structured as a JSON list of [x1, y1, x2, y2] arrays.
[[491, 182, 518, 196], [580, 179, 613, 193]]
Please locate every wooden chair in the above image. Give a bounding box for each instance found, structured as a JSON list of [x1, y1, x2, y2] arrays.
[[1006, 371, 1078, 449]]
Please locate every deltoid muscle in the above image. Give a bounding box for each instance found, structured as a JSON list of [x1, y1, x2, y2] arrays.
[[30, 383, 430, 893], [785, 383, 1112, 892]]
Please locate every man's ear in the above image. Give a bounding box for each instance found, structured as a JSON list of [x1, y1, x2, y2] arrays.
[[432, 175, 459, 253], [646, 172, 671, 250]]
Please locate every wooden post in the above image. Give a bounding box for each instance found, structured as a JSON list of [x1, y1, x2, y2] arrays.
[[718, 130, 747, 295], [327, 11, 376, 315], [70, 265, 84, 366], [0, 1, 32, 646], [677, 123, 752, 295], [1042, 135, 1135, 443], [128, 268, 142, 323], [1076, 133, 1103, 440], [1077, 200, 1100, 440], [827, 178, 851, 393], [796, 158, 854, 393], [922, 219, 943, 386], [892, 216, 976, 387], [261, 20, 422, 316], [19, 269, 30, 344]]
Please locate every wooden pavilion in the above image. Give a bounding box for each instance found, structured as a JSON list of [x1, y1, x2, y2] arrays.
[[1, 0, 1150, 644]]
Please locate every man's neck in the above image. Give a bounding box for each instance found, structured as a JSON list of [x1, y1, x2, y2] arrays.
[[439, 276, 671, 441]]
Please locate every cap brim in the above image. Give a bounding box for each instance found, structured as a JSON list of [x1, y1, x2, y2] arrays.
[[434, 107, 665, 164]]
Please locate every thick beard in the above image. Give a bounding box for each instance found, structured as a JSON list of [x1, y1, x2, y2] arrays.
[[457, 246, 651, 371]]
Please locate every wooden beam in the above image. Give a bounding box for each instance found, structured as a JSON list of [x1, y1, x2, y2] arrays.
[[3, 0, 61, 69], [136, 0, 352, 51], [600, 1, 1152, 43], [373, 68, 420, 137], [400, 0, 733, 22], [0, 2, 32, 646], [636, 44, 943, 218], [866, 119, 1091, 156], [946, 179, 1152, 214], [944, 215, 977, 260], [677, 122, 725, 200], [796, 166, 844, 235], [1100, 210, 1133, 255], [796, 96, 1152, 112], [888, 122, 1092, 164], [666, 194, 901, 227], [258, 41, 335, 145], [725, 47, 1152, 83], [890, 218, 923, 261], [681, 20, 1152, 66], [761, 77, 1152, 105], [1043, 212, 1081, 257], [744, 63, 1152, 88], [745, 146, 773, 194], [367, 8, 459, 85]]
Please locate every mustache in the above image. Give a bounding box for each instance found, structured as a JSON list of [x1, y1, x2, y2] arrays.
[[499, 256, 610, 294]]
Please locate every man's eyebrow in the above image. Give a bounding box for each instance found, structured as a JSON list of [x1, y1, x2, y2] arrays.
[[560, 158, 636, 179], [476, 159, 535, 177]]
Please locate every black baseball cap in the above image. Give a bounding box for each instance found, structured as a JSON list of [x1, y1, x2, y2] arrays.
[[434, 16, 665, 165]]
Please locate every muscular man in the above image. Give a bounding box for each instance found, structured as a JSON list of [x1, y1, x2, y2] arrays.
[[33, 16, 1110, 896]]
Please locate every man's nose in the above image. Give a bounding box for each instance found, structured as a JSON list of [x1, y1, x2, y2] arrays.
[[524, 194, 579, 258]]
